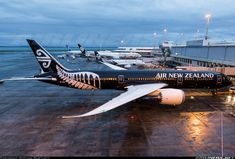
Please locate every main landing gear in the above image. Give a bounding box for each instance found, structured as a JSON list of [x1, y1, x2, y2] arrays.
[[211, 89, 218, 96]]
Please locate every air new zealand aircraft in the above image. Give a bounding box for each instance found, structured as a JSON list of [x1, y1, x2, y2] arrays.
[[0, 39, 232, 118]]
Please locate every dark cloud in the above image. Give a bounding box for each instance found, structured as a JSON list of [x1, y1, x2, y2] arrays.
[[0, 0, 235, 46]]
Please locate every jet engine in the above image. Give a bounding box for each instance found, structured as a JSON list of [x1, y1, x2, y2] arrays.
[[124, 64, 131, 69], [147, 88, 185, 105]]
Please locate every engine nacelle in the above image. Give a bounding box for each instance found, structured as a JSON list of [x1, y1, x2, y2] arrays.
[[148, 88, 185, 105], [124, 64, 131, 68]]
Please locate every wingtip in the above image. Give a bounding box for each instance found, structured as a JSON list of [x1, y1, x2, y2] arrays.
[[61, 112, 97, 119], [61, 115, 83, 119], [61, 115, 85, 119], [61, 116, 71, 119]]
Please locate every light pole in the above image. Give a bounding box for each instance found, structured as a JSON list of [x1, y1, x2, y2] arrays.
[[153, 32, 157, 50], [177, 33, 184, 44], [205, 14, 212, 40], [99, 43, 102, 51], [120, 40, 124, 47], [152, 32, 157, 56], [196, 29, 200, 39], [163, 28, 167, 41]]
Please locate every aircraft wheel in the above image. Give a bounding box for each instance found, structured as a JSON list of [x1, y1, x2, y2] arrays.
[[211, 90, 217, 96]]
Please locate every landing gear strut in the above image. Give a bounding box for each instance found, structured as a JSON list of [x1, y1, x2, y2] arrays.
[[211, 89, 217, 96]]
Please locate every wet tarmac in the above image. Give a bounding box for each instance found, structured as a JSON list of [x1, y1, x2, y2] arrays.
[[0, 52, 235, 156]]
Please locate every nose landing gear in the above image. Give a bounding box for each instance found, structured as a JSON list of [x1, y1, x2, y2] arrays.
[[211, 89, 217, 96]]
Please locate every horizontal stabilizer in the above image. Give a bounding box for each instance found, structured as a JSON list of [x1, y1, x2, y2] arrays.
[[0, 77, 57, 84]]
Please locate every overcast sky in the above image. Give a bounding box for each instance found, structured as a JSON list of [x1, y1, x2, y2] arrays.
[[0, 0, 235, 46]]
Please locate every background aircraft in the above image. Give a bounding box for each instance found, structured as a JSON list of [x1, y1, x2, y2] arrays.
[[95, 50, 141, 60], [111, 59, 146, 68]]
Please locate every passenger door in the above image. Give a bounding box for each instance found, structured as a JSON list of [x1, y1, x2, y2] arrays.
[[118, 75, 125, 84], [117, 75, 125, 89], [177, 76, 183, 86], [217, 75, 222, 85]]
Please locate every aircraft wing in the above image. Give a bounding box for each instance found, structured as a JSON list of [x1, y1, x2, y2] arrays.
[[62, 83, 167, 118], [100, 61, 127, 70]]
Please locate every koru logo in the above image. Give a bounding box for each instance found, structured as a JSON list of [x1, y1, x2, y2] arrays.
[[36, 49, 51, 68]]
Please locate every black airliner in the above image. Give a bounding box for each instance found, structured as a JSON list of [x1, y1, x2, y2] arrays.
[[0, 39, 232, 118]]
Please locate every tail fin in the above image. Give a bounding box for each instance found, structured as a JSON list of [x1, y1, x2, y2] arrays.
[[78, 43, 86, 56], [27, 39, 69, 73], [66, 44, 71, 51], [94, 51, 98, 57], [94, 51, 102, 61]]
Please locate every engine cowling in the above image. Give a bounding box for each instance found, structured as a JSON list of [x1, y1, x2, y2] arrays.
[[124, 64, 131, 68], [148, 88, 185, 105]]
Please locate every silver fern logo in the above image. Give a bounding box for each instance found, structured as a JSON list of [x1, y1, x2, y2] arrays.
[[36, 49, 51, 68], [56, 66, 101, 90]]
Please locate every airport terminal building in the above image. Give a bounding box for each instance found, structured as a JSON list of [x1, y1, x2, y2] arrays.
[[170, 39, 235, 67]]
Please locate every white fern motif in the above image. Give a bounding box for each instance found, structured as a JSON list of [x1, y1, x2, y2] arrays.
[[56, 65, 101, 90]]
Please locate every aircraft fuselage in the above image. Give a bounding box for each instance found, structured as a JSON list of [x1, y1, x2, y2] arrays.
[[39, 69, 232, 90]]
